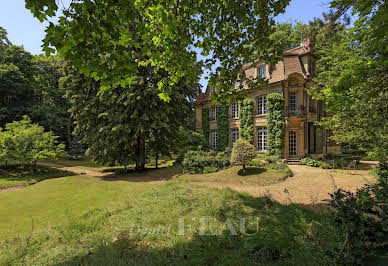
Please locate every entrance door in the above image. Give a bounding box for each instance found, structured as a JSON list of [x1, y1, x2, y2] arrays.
[[289, 130, 297, 157]]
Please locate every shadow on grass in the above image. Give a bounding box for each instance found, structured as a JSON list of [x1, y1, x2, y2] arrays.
[[51, 190, 334, 266], [237, 167, 267, 176]]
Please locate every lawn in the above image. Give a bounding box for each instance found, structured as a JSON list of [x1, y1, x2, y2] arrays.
[[42, 157, 175, 171], [0, 167, 342, 265], [0, 164, 74, 189], [178, 163, 293, 186]]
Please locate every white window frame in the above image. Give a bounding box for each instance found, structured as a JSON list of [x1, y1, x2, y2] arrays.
[[211, 130, 217, 150], [211, 106, 217, 121], [231, 128, 239, 146], [231, 102, 239, 118], [257, 95, 267, 115], [257, 127, 267, 152], [259, 65, 266, 78]]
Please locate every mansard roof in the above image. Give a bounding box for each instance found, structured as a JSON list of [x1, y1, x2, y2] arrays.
[[196, 38, 316, 103]]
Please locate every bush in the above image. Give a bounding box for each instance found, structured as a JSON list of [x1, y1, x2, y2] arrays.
[[246, 160, 265, 168], [263, 154, 280, 163], [329, 161, 388, 264], [182, 150, 231, 174], [300, 157, 320, 167], [231, 139, 257, 174]]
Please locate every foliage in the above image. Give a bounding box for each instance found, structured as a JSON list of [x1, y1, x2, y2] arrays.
[[62, 61, 197, 170], [182, 150, 231, 174], [0, 116, 65, 166], [267, 93, 284, 156], [239, 99, 254, 144], [216, 104, 229, 151], [0, 27, 35, 126], [301, 157, 320, 167], [310, 1, 388, 159], [201, 108, 210, 150], [263, 154, 281, 164], [24, 0, 291, 101], [329, 161, 388, 264], [231, 139, 257, 173]]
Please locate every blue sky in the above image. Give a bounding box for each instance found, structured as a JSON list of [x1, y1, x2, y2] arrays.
[[1, 0, 331, 90]]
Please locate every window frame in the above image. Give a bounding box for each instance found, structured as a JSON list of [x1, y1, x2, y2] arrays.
[[257, 127, 268, 152], [258, 65, 266, 79], [231, 102, 239, 119], [257, 95, 267, 115], [211, 130, 218, 150], [210, 106, 217, 121], [231, 128, 239, 146]]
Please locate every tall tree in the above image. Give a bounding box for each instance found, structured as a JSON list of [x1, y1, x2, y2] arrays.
[[310, 1, 388, 159], [61, 62, 198, 170], [0, 27, 35, 126], [24, 0, 291, 101]]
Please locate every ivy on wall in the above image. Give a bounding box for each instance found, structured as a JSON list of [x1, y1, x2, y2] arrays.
[[201, 107, 209, 150], [239, 98, 254, 144], [267, 93, 285, 156], [216, 104, 229, 151]]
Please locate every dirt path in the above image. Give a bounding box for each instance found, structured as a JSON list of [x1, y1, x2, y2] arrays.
[[37, 161, 109, 177], [191, 164, 376, 207]]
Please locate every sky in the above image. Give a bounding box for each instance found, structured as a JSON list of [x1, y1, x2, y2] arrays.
[[0, 0, 332, 91]]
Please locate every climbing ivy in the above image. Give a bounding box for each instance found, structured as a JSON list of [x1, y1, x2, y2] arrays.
[[216, 104, 229, 151], [267, 93, 285, 156], [201, 108, 210, 150], [239, 98, 254, 144]]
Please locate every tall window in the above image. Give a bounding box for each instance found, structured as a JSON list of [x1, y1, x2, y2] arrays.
[[257, 95, 267, 115], [257, 127, 267, 151], [211, 130, 217, 149], [211, 106, 217, 121], [231, 102, 239, 118], [288, 92, 297, 112], [231, 128, 239, 146], [288, 130, 297, 156], [259, 65, 266, 78]]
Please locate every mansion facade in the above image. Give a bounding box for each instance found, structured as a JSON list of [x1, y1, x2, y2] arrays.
[[195, 39, 341, 160]]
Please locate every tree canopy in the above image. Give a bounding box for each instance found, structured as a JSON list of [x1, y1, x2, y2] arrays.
[[24, 0, 291, 101]]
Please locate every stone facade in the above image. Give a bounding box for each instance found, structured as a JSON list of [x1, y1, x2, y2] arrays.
[[195, 39, 341, 159]]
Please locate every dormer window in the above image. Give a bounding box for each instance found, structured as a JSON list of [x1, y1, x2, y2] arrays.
[[259, 65, 266, 79]]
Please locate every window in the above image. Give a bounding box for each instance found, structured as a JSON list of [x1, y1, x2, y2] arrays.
[[211, 106, 217, 121], [231, 128, 239, 146], [257, 95, 267, 115], [231, 102, 239, 118], [288, 92, 297, 112], [211, 130, 217, 149], [259, 65, 266, 78], [211, 87, 216, 94], [257, 127, 267, 151], [289, 130, 297, 156]]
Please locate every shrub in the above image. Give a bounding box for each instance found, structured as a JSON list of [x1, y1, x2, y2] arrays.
[[231, 139, 257, 174], [182, 150, 231, 174], [216, 104, 229, 151], [246, 160, 265, 168], [263, 154, 280, 163], [300, 157, 320, 167], [329, 161, 388, 264], [201, 108, 209, 150]]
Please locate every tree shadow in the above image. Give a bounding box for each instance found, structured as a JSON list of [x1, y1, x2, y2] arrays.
[[237, 167, 267, 176]]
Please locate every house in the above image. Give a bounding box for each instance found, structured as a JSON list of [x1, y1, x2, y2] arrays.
[[195, 38, 341, 160]]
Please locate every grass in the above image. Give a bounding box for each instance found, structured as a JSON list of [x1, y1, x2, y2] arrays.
[[0, 174, 342, 265], [0, 164, 74, 189], [43, 157, 175, 171], [178, 163, 293, 186]]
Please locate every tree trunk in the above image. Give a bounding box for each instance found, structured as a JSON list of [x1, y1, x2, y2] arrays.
[[242, 164, 246, 175], [155, 153, 159, 169], [135, 135, 146, 170]]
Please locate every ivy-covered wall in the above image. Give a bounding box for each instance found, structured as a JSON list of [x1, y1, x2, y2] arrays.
[[201, 108, 209, 150], [239, 98, 254, 144], [216, 104, 229, 151], [267, 93, 285, 156]]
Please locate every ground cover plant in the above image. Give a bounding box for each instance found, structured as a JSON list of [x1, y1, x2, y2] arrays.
[[0, 164, 74, 189]]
